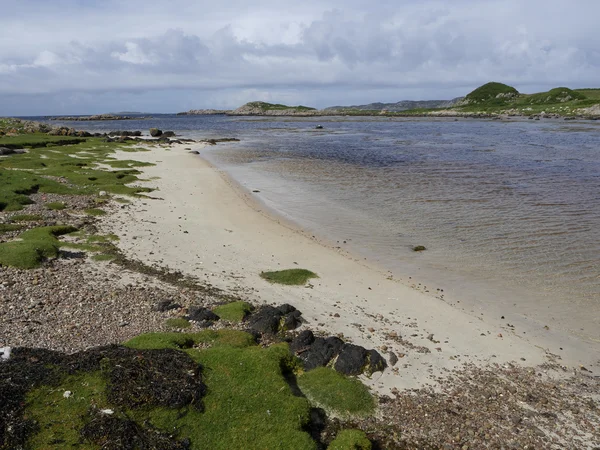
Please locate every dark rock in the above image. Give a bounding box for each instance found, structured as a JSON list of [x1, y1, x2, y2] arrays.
[[366, 349, 387, 375], [149, 128, 163, 137], [247, 306, 281, 334], [290, 330, 315, 353], [281, 310, 302, 331], [0, 147, 17, 155], [302, 336, 344, 370], [388, 351, 398, 367], [334, 343, 368, 375], [162, 131, 176, 137], [186, 306, 219, 323], [189, 150, 199, 155], [152, 300, 181, 312], [278, 304, 297, 315]]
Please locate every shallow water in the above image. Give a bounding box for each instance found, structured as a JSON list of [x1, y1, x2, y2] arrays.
[[31, 114, 600, 339]]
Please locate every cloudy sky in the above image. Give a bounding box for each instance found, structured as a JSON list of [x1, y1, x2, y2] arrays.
[[1, 0, 599, 115]]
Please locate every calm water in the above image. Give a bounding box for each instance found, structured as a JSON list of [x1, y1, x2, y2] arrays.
[[31, 114, 600, 338]]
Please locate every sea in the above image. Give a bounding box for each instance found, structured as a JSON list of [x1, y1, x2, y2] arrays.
[[27, 114, 600, 341]]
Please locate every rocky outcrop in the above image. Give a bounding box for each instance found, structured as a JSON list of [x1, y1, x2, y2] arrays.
[[177, 109, 231, 115], [149, 128, 162, 137], [48, 114, 144, 121]]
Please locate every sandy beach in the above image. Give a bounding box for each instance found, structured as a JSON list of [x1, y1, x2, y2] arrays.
[[100, 141, 600, 394]]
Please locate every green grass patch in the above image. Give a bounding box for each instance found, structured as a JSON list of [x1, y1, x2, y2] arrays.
[[25, 371, 109, 448], [46, 201, 66, 210], [328, 429, 372, 450], [84, 208, 106, 216], [165, 318, 191, 329], [465, 82, 519, 104], [60, 242, 104, 252], [0, 225, 77, 269], [260, 268, 318, 285], [125, 330, 257, 351], [10, 214, 43, 222], [0, 223, 23, 233], [131, 344, 315, 450], [245, 101, 316, 112], [213, 301, 253, 322], [297, 367, 375, 418]]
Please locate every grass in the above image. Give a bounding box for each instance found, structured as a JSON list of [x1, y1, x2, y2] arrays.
[[125, 332, 317, 449], [245, 101, 316, 112], [328, 429, 372, 450], [9, 214, 43, 222], [84, 208, 106, 216], [0, 223, 23, 233], [260, 268, 318, 285], [213, 301, 253, 322], [0, 225, 77, 269], [165, 317, 191, 329], [465, 82, 519, 103], [297, 367, 375, 418], [46, 201, 66, 210], [25, 371, 110, 448]]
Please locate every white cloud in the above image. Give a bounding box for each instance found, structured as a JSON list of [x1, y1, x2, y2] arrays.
[[1, 0, 600, 114]]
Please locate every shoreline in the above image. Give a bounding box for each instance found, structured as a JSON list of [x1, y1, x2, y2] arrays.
[[100, 141, 600, 394]]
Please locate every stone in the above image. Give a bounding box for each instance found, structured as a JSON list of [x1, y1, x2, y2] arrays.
[[334, 343, 368, 375], [366, 349, 387, 375], [388, 351, 398, 367], [186, 306, 219, 323], [152, 300, 181, 312], [281, 310, 302, 331], [149, 128, 163, 137], [162, 131, 176, 137], [301, 336, 344, 370], [247, 306, 281, 334], [290, 330, 315, 353]]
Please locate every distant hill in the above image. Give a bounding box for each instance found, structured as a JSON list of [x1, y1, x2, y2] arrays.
[[324, 98, 463, 112], [463, 82, 519, 104], [229, 102, 318, 116]]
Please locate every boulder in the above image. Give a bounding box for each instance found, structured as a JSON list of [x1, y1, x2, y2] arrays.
[[301, 336, 344, 370], [186, 306, 219, 325], [333, 344, 368, 375], [247, 306, 281, 334], [149, 128, 163, 137], [152, 300, 181, 312], [162, 131, 176, 137]]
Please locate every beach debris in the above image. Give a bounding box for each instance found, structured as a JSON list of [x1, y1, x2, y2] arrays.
[[413, 245, 427, 252], [63, 390, 73, 398], [100, 409, 114, 415]]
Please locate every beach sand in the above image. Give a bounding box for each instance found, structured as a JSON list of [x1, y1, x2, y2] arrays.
[[100, 142, 600, 394]]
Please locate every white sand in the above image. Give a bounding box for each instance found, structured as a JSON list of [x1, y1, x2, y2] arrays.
[[100, 143, 599, 394]]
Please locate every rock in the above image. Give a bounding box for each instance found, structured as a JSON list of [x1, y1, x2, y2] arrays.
[[366, 349, 387, 375], [189, 150, 200, 155], [162, 131, 176, 137], [278, 304, 296, 315], [301, 336, 344, 370], [315, 125, 324, 129], [247, 306, 281, 334], [152, 300, 181, 312], [149, 128, 163, 137], [388, 351, 398, 367], [290, 330, 315, 353], [186, 306, 219, 324], [334, 343, 368, 375], [0, 147, 17, 155], [281, 310, 302, 331]]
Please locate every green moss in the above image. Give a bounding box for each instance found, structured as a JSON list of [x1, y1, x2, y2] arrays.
[[213, 301, 253, 322], [413, 245, 426, 252], [165, 318, 191, 329], [46, 201, 66, 210], [10, 214, 43, 222], [124, 330, 256, 351], [25, 371, 109, 449], [134, 344, 315, 450], [297, 367, 375, 418], [328, 429, 372, 450], [84, 208, 106, 216], [260, 268, 318, 285], [0, 225, 77, 269], [0, 223, 23, 233]]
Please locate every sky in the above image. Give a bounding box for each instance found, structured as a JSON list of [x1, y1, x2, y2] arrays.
[[1, 0, 599, 115]]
